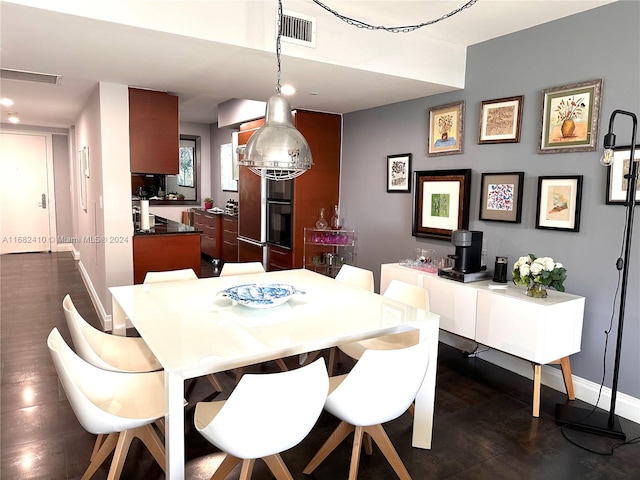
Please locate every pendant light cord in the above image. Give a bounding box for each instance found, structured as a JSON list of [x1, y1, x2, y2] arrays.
[[311, 0, 479, 33], [276, 0, 283, 95]]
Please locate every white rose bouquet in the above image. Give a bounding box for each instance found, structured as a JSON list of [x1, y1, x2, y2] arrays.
[[512, 254, 567, 292]]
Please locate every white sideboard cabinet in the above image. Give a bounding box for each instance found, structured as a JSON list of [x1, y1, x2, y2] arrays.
[[381, 263, 585, 416]]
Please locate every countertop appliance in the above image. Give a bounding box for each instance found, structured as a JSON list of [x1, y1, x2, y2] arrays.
[[438, 230, 492, 283]]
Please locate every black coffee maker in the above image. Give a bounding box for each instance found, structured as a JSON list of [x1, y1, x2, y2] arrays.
[[449, 230, 483, 273]]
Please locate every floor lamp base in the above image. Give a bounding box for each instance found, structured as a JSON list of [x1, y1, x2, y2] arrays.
[[555, 404, 626, 440]]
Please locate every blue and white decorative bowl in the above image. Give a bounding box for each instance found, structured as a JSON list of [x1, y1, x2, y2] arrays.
[[218, 283, 304, 309]]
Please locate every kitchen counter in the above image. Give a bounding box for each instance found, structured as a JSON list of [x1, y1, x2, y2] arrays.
[[134, 215, 201, 236]]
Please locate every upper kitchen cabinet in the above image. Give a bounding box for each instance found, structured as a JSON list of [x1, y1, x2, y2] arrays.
[[129, 87, 179, 174]]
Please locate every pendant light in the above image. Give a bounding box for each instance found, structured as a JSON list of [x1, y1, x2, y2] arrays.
[[239, 0, 312, 181]]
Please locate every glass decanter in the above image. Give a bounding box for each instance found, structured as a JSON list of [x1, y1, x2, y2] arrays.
[[315, 207, 328, 230], [330, 204, 343, 230]]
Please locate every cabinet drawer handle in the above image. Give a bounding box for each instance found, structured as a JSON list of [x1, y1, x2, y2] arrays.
[[271, 249, 288, 257]]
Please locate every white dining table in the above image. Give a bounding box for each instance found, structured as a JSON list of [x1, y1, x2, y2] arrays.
[[109, 268, 440, 479]]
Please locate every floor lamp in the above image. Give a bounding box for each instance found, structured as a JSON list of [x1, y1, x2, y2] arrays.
[[555, 109, 638, 440]]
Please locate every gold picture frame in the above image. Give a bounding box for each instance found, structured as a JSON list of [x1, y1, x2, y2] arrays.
[[427, 101, 464, 156]]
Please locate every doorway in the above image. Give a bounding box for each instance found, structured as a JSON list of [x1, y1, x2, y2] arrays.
[[0, 132, 57, 254]]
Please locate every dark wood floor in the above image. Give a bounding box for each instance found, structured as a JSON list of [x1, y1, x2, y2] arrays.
[[2, 252, 639, 479]]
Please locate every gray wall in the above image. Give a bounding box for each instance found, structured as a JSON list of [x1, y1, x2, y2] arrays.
[[341, 1, 640, 398]]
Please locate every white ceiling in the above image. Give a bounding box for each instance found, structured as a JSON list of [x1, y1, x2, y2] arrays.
[[0, 0, 616, 129]]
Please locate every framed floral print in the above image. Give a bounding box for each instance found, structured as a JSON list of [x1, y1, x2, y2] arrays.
[[479, 172, 524, 223], [535, 175, 583, 232], [428, 101, 464, 156], [412, 169, 471, 240], [386, 153, 412, 193], [538, 79, 602, 153], [478, 96, 524, 144], [606, 145, 640, 205]]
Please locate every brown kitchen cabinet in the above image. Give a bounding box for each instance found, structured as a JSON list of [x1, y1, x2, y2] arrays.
[[129, 87, 179, 174], [238, 111, 341, 271], [132, 233, 201, 284], [221, 215, 238, 262], [267, 244, 293, 271], [192, 209, 221, 259]]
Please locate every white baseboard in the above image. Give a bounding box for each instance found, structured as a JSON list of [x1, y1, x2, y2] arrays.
[[56, 243, 74, 252], [439, 331, 640, 424], [76, 259, 112, 331]]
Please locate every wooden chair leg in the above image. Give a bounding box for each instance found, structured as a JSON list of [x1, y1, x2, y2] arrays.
[[263, 454, 294, 480], [106, 429, 135, 480], [207, 373, 224, 392], [234, 368, 244, 384], [275, 358, 289, 372], [90, 434, 107, 461], [82, 433, 118, 480], [210, 454, 242, 480], [348, 426, 365, 480], [328, 347, 338, 376], [301, 350, 321, 367], [532, 363, 541, 418], [303, 420, 354, 474], [364, 424, 411, 480], [363, 433, 373, 455], [137, 424, 166, 472], [239, 459, 256, 480]]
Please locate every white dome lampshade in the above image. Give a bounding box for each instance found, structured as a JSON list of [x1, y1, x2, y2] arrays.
[[240, 93, 312, 181]]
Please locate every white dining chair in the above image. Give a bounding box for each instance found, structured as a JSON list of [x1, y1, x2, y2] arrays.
[[338, 279, 428, 361], [303, 341, 430, 480], [304, 264, 375, 374], [143, 267, 198, 283], [142, 269, 224, 392], [47, 327, 167, 480], [63, 294, 162, 373], [194, 358, 329, 480], [335, 264, 374, 292], [219, 262, 265, 277]]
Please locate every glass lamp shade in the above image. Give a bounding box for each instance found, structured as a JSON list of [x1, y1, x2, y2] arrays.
[[240, 94, 312, 180]]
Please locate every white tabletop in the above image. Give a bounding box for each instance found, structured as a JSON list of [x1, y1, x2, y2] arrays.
[[110, 268, 440, 479]]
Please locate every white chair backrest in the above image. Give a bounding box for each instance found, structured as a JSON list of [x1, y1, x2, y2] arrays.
[[47, 328, 158, 435], [143, 268, 198, 283], [325, 341, 429, 426], [219, 262, 265, 277], [63, 294, 115, 371], [196, 358, 329, 459], [382, 279, 429, 311], [335, 264, 374, 292]]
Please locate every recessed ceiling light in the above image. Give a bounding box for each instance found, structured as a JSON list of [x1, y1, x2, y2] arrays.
[[0, 97, 14, 107], [309, 91, 318, 96], [281, 85, 296, 95], [8, 113, 20, 124]]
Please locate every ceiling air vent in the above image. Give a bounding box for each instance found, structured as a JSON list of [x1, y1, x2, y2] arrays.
[[280, 10, 316, 47], [0, 68, 62, 85]]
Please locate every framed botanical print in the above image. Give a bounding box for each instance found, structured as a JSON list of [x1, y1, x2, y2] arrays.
[[427, 101, 464, 156], [606, 145, 640, 205], [478, 96, 524, 144], [538, 79, 602, 153], [386, 153, 412, 193], [535, 175, 583, 232], [412, 169, 471, 240], [479, 172, 524, 223]]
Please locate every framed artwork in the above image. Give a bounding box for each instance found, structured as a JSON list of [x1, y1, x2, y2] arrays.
[[606, 145, 640, 205], [427, 101, 464, 156], [412, 169, 471, 240], [479, 172, 524, 223], [535, 175, 583, 232], [538, 79, 602, 153], [478, 96, 524, 144], [387, 153, 412, 193], [220, 142, 238, 192]]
